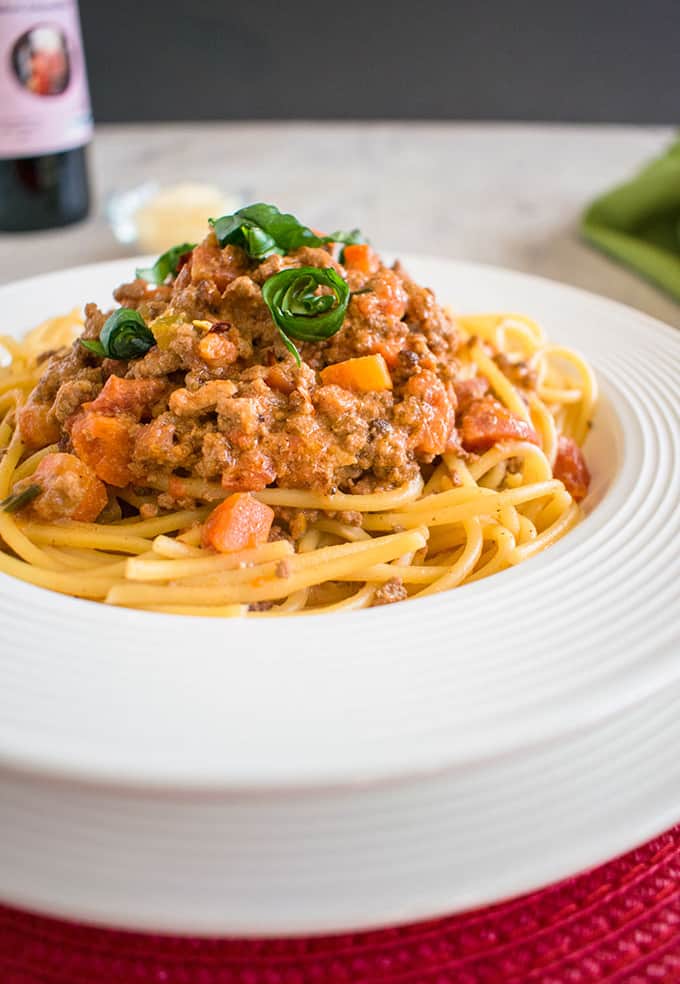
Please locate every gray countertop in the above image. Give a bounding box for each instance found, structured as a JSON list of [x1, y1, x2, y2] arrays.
[[1, 122, 678, 328]]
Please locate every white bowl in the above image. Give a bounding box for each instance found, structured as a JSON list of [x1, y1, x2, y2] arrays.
[[0, 255, 678, 934]]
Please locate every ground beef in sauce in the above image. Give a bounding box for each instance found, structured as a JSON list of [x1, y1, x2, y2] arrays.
[[16, 227, 555, 534], [18, 232, 471, 506]]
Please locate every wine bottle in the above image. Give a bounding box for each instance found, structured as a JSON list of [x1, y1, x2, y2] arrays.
[[0, 1, 92, 232]]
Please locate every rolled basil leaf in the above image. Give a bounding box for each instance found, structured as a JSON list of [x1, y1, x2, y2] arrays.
[[262, 266, 350, 364], [211, 203, 363, 260], [136, 242, 196, 284], [100, 308, 155, 359], [80, 308, 155, 361]]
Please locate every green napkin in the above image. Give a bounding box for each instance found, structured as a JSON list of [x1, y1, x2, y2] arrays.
[[582, 139, 680, 301]]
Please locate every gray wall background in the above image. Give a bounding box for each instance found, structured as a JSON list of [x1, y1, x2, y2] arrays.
[[81, 0, 679, 123]]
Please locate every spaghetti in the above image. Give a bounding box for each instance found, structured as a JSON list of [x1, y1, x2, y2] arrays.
[[0, 213, 596, 617]]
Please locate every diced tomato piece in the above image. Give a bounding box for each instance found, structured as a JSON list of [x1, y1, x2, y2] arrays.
[[71, 412, 135, 487], [85, 376, 167, 419], [320, 354, 392, 393], [17, 402, 60, 449], [29, 452, 108, 522], [367, 323, 409, 369], [191, 242, 249, 291], [353, 270, 408, 321], [342, 243, 379, 275], [453, 377, 490, 415], [553, 435, 591, 501], [369, 340, 402, 369], [201, 492, 275, 553], [404, 371, 456, 455], [221, 450, 276, 492], [461, 398, 540, 453]]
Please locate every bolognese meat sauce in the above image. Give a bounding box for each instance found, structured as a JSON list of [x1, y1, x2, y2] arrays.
[[16, 236, 460, 507], [14, 218, 569, 527]]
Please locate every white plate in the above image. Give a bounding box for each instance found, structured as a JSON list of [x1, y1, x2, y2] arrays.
[[0, 255, 678, 934]]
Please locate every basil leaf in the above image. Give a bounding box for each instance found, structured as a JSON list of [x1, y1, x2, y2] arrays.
[[101, 308, 155, 359], [80, 339, 106, 357], [136, 242, 196, 284], [241, 222, 281, 260], [80, 308, 155, 361], [0, 484, 41, 513], [210, 203, 363, 260], [262, 266, 350, 366], [210, 212, 282, 259], [239, 203, 322, 253]]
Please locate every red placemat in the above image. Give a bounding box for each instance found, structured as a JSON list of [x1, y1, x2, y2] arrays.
[[2, 824, 680, 984]]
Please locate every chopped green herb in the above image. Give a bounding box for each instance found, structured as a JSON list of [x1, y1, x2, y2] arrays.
[[135, 242, 196, 284], [210, 203, 362, 260], [0, 484, 41, 512]]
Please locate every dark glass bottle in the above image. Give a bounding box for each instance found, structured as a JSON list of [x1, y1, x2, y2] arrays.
[[0, 2, 92, 232]]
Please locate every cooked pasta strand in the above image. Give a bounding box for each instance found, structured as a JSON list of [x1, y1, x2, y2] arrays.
[[19, 522, 152, 554], [12, 444, 60, 482], [415, 519, 484, 597], [0, 550, 122, 598], [470, 341, 532, 423], [253, 475, 424, 512], [126, 539, 294, 582], [106, 529, 428, 607]]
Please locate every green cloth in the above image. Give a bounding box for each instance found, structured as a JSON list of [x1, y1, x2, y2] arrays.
[[582, 138, 680, 301]]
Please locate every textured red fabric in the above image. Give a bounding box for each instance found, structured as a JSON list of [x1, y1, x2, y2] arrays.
[[2, 825, 680, 983]]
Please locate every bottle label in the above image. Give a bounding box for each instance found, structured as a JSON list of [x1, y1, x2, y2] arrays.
[[0, 0, 93, 157]]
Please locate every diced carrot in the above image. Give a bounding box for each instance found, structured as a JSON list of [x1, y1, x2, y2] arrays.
[[71, 412, 134, 487], [320, 354, 393, 393], [342, 243, 378, 275], [31, 452, 108, 522], [201, 492, 275, 554], [197, 331, 238, 368], [461, 398, 540, 453], [553, 435, 590, 502], [86, 376, 167, 419], [17, 402, 60, 449]]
